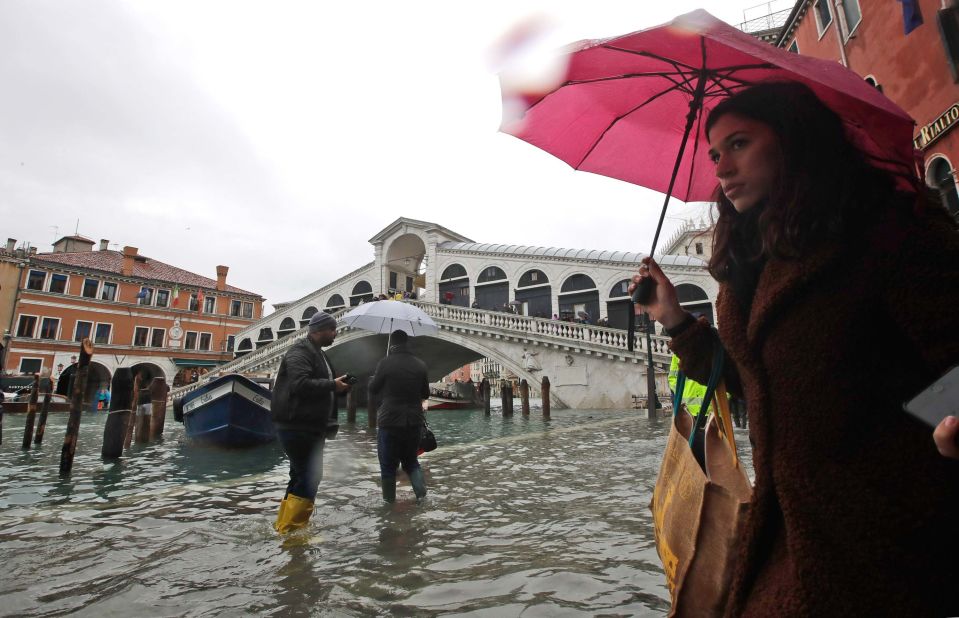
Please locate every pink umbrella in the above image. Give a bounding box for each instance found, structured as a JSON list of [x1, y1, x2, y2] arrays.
[[501, 9, 916, 302]]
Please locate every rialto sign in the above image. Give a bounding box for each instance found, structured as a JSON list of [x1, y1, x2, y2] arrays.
[[914, 102, 959, 150]]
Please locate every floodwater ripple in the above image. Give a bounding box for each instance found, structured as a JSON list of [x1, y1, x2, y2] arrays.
[[0, 406, 749, 616]]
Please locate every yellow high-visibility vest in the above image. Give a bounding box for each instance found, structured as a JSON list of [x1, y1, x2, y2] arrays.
[[668, 354, 708, 417]]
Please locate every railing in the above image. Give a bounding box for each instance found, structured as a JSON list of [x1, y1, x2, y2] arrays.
[[169, 301, 671, 399], [406, 300, 671, 357]]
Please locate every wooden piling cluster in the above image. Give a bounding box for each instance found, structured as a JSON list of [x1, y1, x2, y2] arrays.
[[34, 392, 52, 445], [59, 339, 94, 476], [102, 368, 133, 459], [500, 380, 514, 417]]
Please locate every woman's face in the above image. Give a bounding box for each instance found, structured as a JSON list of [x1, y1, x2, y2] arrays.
[[707, 113, 781, 213]]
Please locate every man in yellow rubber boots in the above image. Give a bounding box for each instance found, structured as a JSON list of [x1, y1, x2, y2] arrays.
[[271, 311, 352, 533]]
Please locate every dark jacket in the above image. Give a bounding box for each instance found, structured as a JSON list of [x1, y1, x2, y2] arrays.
[[369, 344, 429, 428], [670, 208, 959, 617], [271, 337, 338, 434]]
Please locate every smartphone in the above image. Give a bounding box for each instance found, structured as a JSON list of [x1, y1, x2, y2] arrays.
[[903, 366, 959, 428]]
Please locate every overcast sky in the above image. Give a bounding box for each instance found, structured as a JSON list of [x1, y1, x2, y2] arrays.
[[1, 0, 770, 312]]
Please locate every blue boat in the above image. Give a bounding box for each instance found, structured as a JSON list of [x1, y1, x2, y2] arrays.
[[177, 374, 275, 447]]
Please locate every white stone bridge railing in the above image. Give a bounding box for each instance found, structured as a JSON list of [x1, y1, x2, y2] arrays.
[[169, 301, 671, 400]]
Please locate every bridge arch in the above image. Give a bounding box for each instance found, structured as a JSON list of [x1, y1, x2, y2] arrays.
[[606, 278, 632, 329], [350, 280, 374, 306], [515, 268, 551, 317], [675, 282, 713, 324], [236, 338, 253, 357], [277, 317, 297, 338], [326, 294, 345, 310], [439, 263, 470, 307], [130, 362, 166, 386], [385, 233, 426, 294], [475, 265, 509, 310], [300, 306, 318, 327], [57, 360, 112, 411], [558, 273, 599, 323]]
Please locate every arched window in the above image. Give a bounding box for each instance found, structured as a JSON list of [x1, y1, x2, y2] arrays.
[[609, 279, 631, 298], [929, 156, 959, 220], [675, 284, 708, 303], [352, 281, 373, 295], [517, 269, 548, 287], [257, 328, 274, 341], [237, 338, 253, 355], [278, 317, 296, 331], [302, 306, 318, 320], [561, 274, 596, 293], [440, 264, 468, 280], [326, 294, 345, 309], [864, 75, 882, 93], [477, 266, 507, 283]]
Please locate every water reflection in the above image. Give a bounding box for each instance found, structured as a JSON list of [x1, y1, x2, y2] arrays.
[[0, 407, 744, 616]]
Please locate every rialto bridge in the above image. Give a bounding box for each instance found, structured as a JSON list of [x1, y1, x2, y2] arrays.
[[191, 217, 718, 409]]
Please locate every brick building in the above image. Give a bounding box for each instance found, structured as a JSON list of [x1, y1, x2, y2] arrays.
[[776, 0, 959, 219], [1, 235, 264, 403]]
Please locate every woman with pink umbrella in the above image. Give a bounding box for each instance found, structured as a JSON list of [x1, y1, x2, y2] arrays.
[[634, 81, 959, 616]]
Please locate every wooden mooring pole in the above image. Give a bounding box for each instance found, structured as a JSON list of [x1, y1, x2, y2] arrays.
[[367, 379, 377, 429], [34, 391, 52, 445], [21, 375, 39, 449], [149, 377, 169, 440], [102, 368, 133, 459], [346, 383, 357, 424], [520, 379, 530, 416], [541, 376, 551, 420], [124, 374, 141, 450], [59, 339, 94, 476], [481, 378, 490, 416], [501, 381, 514, 417]]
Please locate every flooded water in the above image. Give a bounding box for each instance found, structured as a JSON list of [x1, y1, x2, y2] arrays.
[[0, 406, 751, 616]]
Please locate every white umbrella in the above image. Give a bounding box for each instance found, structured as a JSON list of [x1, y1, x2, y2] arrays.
[[339, 301, 439, 347]]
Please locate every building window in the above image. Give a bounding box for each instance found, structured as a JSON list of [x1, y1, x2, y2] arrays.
[[138, 287, 154, 305], [184, 331, 198, 350], [101, 281, 118, 301], [133, 327, 150, 347], [150, 328, 166, 348], [49, 274, 68, 294], [695, 242, 704, 255], [227, 335, 235, 352], [81, 278, 99, 298], [189, 293, 199, 312], [840, 0, 862, 35], [199, 333, 212, 351], [389, 271, 398, 290], [94, 323, 112, 345], [929, 156, 959, 220], [74, 320, 93, 342], [26, 270, 46, 291], [16, 315, 37, 338], [39, 317, 60, 340], [242, 302, 253, 319], [788, 40, 799, 53], [203, 296, 216, 314], [230, 299, 242, 317], [19, 358, 42, 375], [155, 289, 170, 308], [814, 0, 833, 34]]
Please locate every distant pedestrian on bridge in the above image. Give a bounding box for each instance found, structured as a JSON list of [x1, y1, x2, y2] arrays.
[[271, 311, 352, 534], [370, 329, 430, 503], [633, 82, 959, 616]]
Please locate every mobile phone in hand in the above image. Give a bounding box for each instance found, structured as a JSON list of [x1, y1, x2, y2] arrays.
[[903, 366, 959, 428]]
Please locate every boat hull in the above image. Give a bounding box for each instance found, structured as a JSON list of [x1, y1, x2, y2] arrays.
[[181, 375, 274, 447], [426, 397, 473, 410]]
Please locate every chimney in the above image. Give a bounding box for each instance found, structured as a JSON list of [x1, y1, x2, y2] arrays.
[[216, 265, 229, 291], [122, 246, 138, 276], [99, 239, 109, 251], [5, 238, 15, 251]]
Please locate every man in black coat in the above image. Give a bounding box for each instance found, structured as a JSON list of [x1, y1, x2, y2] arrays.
[[369, 330, 430, 503], [271, 310, 351, 533]]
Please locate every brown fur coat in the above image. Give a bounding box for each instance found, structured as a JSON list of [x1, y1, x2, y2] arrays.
[[670, 208, 959, 617]]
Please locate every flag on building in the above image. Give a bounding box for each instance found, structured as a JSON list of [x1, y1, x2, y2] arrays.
[[900, 0, 923, 35], [136, 288, 148, 299], [172, 284, 180, 306], [196, 288, 204, 311]]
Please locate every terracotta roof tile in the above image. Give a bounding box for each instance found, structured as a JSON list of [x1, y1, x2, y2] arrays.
[[34, 250, 261, 297]]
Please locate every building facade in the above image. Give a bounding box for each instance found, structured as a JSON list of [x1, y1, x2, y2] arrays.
[[776, 0, 959, 219], [2, 235, 264, 401]]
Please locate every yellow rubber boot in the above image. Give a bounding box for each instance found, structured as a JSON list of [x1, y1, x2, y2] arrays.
[[274, 494, 314, 534]]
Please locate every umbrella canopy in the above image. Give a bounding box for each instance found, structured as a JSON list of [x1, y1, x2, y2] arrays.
[[500, 9, 915, 208], [339, 301, 439, 337]]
